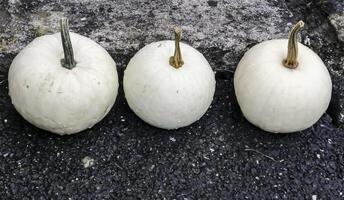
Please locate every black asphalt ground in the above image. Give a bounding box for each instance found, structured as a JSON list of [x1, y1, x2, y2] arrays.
[[0, 64, 343, 199]]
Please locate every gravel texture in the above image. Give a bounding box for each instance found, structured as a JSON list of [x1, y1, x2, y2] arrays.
[[0, 0, 344, 199], [327, 0, 344, 42]]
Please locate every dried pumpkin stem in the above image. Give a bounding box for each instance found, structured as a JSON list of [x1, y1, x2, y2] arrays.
[[283, 21, 305, 69], [169, 27, 184, 69], [60, 18, 76, 69]]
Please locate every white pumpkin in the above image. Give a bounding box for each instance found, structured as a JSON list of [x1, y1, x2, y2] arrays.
[[123, 28, 216, 129], [234, 21, 332, 133], [8, 19, 118, 135]]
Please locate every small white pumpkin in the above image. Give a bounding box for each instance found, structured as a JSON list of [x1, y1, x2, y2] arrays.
[[234, 21, 332, 133], [123, 28, 216, 129], [8, 19, 119, 135]]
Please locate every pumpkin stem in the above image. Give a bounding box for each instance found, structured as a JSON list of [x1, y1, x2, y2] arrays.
[[169, 27, 184, 69], [283, 21, 305, 69], [60, 18, 76, 69]]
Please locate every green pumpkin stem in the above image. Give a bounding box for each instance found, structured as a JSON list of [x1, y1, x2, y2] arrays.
[[60, 18, 76, 69], [283, 21, 305, 69], [169, 27, 184, 69]]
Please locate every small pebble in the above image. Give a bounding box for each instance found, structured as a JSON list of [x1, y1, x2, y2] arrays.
[[312, 195, 317, 200], [169, 137, 176, 142], [81, 156, 95, 168]]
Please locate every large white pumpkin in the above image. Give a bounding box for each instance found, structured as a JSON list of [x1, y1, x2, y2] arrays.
[[234, 21, 332, 133], [123, 28, 216, 129], [8, 19, 118, 135]]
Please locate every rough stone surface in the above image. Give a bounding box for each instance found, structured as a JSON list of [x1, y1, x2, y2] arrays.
[[324, 0, 344, 42], [329, 13, 344, 42], [0, 0, 344, 199], [0, 0, 296, 72]]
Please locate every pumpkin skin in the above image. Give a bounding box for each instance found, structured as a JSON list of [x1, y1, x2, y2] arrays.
[[8, 32, 119, 135], [123, 41, 216, 129], [234, 39, 332, 133]]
